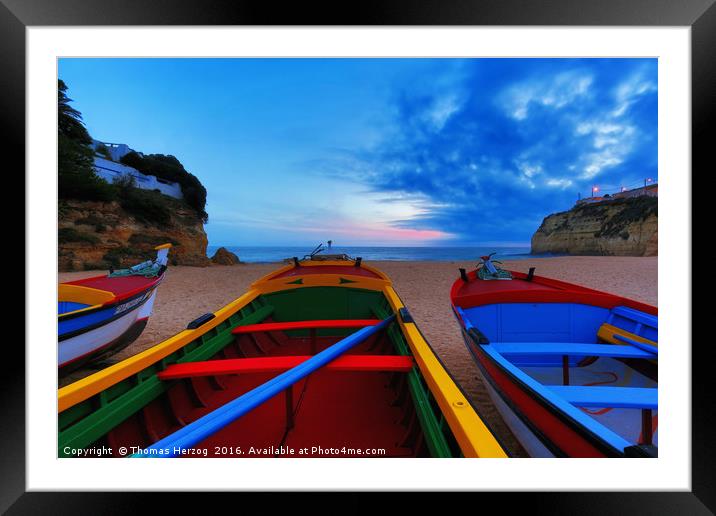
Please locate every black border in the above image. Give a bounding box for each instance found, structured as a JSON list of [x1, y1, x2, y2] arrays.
[[9, 0, 710, 512]]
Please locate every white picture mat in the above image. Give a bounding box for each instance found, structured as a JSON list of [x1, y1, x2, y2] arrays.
[[27, 26, 690, 491]]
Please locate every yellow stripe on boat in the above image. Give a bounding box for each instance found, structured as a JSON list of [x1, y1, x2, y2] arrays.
[[58, 283, 115, 307], [57, 289, 260, 412], [251, 260, 390, 294], [254, 274, 390, 294], [383, 286, 507, 458]]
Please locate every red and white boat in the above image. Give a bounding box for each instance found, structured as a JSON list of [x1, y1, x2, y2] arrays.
[[58, 244, 171, 373]]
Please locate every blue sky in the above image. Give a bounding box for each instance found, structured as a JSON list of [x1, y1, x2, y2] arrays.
[[58, 58, 657, 247]]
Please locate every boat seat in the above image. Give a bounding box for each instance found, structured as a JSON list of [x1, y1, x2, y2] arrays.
[[158, 354, 415, 380], [611, 306, 658, 328], [492, 342, 656, 359], [546, 385, 657, 409], [232, 319, 381, 334]]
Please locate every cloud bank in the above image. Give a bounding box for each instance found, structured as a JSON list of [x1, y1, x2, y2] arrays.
[[315, 58, 657, 243]]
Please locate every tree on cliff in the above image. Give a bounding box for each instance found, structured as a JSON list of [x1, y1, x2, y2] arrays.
[[58, 80, 114, 201]]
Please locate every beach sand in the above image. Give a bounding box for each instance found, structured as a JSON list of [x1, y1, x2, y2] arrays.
[[59, 256, 657, 456]]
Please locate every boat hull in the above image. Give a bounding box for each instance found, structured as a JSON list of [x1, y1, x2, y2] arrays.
[[58, 287, 158, 370], [461, 327, 620, 457], [481, 371, 555, 458], [451, 267, 657, 458]]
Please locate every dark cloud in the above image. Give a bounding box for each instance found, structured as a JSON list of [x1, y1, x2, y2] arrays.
[[316, 58, 657, 243]]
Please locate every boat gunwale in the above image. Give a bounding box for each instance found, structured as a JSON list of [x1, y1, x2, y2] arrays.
[[58, 274, 165, 322], [381, 286, 508, 458], [251, 259, 391, 286], [58, 286, 158, 342], [451, 269, 657, 316]]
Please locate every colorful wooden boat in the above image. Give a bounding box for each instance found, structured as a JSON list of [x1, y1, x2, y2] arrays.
[[450, 257, 658, 458], [58, 244, 171, 373], [58, 257, 507, 458]]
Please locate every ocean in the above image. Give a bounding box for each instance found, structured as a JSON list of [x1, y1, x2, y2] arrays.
[[205, 245, 557, 263]]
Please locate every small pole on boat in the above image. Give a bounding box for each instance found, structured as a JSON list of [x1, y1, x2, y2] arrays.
[[526, 267, 536, 282], [641, 409, 653, 445], [562, 356, 570, 385], [459, 268, 469, 283]]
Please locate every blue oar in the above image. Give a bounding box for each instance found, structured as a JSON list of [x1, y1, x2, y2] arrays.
[[134, 314, 396, 457]]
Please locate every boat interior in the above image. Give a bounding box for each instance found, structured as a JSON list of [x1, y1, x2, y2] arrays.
[[60, 286, 462, 458], [457, 301, 658, 448]]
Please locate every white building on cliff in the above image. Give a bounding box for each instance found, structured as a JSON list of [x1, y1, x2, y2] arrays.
[[90, 140, 183, 200]]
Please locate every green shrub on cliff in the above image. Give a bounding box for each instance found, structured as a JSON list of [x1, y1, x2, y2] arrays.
[[113, 175, 172, 227], [103, 246, 148, 268], [58, 227, 100, 245], [593, 196, 658, 238], [95, 142, 112, 160], [120, 152, 208, 223]]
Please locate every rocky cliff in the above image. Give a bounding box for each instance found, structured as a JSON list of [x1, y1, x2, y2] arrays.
[[58, 198, 210, 271], [531, 196, 657, 256]]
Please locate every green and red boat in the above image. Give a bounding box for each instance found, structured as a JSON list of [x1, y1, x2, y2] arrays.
[[59, 257, 507, 458]]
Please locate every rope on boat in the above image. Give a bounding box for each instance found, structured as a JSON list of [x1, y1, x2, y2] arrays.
[[477, 253, 513, 280], [133, 314, 396, 458], [109, 262, 164, 278]]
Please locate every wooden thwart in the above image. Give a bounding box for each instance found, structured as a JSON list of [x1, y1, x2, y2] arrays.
[[158, 355, 415, 380], [232, 319, 381, 334], [232, 319, 384, 355], [547, 385, 657, 410]]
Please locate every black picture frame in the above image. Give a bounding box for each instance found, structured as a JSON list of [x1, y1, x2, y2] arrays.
[[7, 0, 709, 512]]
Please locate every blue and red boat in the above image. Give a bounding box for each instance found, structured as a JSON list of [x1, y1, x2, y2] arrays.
[[450, 256, 658, 458], [58, 244, 171, 373]]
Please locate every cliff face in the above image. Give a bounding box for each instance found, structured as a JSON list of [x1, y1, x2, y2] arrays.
[[531, 196, 657, 257], [58, 198, 210, 271]]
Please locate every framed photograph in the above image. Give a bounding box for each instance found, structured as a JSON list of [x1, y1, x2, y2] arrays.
[[8, 0, 710, 511]]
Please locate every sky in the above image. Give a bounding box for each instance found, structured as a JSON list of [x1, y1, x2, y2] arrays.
[[58, 58, 657, 247]]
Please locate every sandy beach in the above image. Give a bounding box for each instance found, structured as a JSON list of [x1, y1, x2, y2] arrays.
[[59, 256, 657, 456]]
